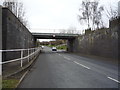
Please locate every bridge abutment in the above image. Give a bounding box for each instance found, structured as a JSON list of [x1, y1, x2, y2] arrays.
[[34, 38, 37, 47], [71, 17, 119, 60], [2, 7, 35, 61], [67, 39, 74, 52]]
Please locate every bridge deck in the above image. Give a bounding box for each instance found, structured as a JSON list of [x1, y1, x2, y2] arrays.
[[32, 33, 79, 39]]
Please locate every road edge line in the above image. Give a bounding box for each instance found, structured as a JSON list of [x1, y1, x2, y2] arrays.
[[15, 70, 29, 88], [107, 76, 120, 83]]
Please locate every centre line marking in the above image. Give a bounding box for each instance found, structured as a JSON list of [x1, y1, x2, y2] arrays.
[[107, 77, 120, 83], [74, 61, 90, 69], [63, 56, 71, 60], [59, 54, 62, 56]]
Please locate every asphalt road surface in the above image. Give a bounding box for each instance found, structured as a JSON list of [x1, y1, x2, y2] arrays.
[[19, 46, 119, 88]]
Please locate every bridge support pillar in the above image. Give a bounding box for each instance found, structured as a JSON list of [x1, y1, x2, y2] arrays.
[[0, 5, 2, 89], [34, 38, 37, 47], [67, 38, 79, 52], [67, 39, 74, 52]]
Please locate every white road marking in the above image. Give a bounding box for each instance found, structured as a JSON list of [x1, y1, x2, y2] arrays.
[[59, 54, 62, 56], [74, 61, 90, 69], [107, 77, 120, 83], [63, 56, 71, 60], [56, 53, 61, 56]]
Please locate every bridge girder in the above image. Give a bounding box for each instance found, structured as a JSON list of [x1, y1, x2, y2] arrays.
[[32, 33, 79, 39]]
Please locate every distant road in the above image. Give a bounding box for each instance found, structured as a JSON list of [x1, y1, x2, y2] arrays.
[[19, 46, 119, 88]]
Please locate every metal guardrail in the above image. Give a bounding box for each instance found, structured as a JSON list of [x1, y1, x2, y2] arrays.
[[0, 47, 41, 67]]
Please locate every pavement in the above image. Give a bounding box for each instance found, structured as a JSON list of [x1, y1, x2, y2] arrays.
[[19, 46, 119, 88]]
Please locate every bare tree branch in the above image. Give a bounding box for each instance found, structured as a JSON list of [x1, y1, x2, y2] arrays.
[[104, 5, 118, 20], [2, 0, 28, 27], [78, 0, 104, 30]]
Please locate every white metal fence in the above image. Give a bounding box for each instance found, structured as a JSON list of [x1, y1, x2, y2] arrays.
[[0, 47, 41, 89], [0, 47, 41, 67]]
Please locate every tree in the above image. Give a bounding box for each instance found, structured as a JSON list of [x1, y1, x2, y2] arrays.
[[105, 5, 118, 20], [91, 1, 104, 29], [60, 29, 67, 34], [2, 0, 28, 27], [78, 0, 104, 30], [78, 0, 92, 29], [67, 26, 77, 34], [60, 27, 78, 34]]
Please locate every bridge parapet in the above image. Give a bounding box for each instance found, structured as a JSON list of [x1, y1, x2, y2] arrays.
[[32, 33, 79, 39]]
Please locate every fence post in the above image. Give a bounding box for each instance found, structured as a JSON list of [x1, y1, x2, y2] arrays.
[[0, 51, 2, 89], [0, 51, 2, 75], [34, 48, 35, 58], [30, 49, 32, 60], [0, 6, 2, 89], [33, 49, 34, 58], [31, 49, 32, 59], [28, 49, 29, 62], [21, 50, 23, 67]]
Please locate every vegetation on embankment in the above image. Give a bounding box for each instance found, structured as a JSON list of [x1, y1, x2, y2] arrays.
[[57, 45, 67, 50], [46, 45, 56, 48], [45, 44, 67, 50], [2, 79, 19, 88]]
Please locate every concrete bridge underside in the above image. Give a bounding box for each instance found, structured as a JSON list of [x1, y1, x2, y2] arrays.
[[32, 33, 79, 52], [32, 33, 78, 39]]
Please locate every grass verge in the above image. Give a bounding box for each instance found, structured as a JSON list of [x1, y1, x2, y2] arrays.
[[2, 79, 19, 88], [57, 45, 67, 50], [47, 45, 56, 47]]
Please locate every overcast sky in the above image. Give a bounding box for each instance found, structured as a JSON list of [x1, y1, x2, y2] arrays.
[[22, 0, 83, 33], [19, 0, 119, 33], [0, 0, 119, 34]]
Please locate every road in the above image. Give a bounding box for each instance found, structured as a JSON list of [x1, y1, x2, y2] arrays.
[[19, 46, 119, 88]]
